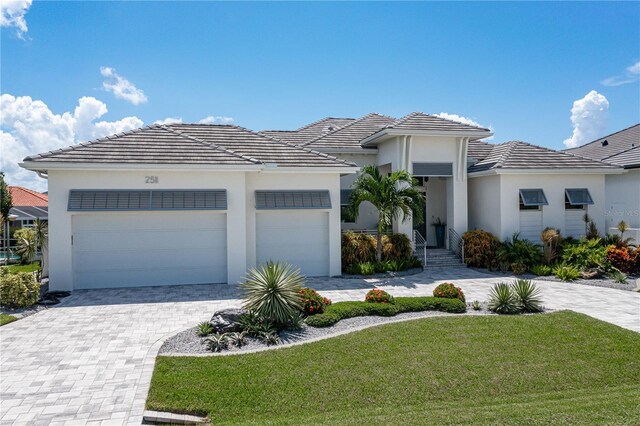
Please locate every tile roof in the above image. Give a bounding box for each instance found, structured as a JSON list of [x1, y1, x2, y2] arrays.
[[467, 140, 495, 160], [260, 117, 356, 145], [23, 124, 356, 168], [300, 113, 397, 150], [386, 112, 491, 133], [564, 124, 640, 168], [468, 141, 620, 173], [8, 186, 48, 207]]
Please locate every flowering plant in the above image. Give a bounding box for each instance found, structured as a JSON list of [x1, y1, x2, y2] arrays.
[[298, 287, 332, 315], [433, 282, 465, 302], [365, 289, 395, 304]]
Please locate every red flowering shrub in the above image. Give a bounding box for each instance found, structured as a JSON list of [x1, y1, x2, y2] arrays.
[[433, 283, 465, 302], [365, 289, 395, 304], [298, 287, 332, 316], [606, 246, 639, 275]]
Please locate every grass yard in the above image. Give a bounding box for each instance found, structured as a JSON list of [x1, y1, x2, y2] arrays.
[[148, 311, 640, 425], [5, 262, 39, 273], [0, 314, 18, 326]]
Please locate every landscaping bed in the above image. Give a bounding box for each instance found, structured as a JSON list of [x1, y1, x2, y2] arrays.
[[148, 311, 640, 425]]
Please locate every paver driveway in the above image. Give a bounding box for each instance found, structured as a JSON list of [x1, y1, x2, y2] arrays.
[[1, 268, 638, 425]]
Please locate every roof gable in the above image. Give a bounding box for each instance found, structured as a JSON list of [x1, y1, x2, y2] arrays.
[[261, 117, 356, 145], [8, 186, 48, 207], [565, 124, 639, 168], [388, 112, 491, 132], [301, 113, 396, 150]]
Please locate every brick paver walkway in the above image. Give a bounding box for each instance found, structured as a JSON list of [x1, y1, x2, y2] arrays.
[[1, 268, 638, 425]]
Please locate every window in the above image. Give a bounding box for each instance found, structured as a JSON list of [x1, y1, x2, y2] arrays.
[[68, 190, 227, 211], [255, 190, 331, 209], [519, 189, 548, 211], [340, 189, 355, 223], [565, 188, 593, 210]]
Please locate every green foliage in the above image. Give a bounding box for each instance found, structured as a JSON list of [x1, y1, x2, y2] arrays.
[[298, 287, 331, 316], [553, 264, 581, 282], [365, 289, 395, 304], [531, 264, 553, 276], [204, 333, 229, 352], [342, 231, 419, 270], [560, 238, 609, 271], [346, 262, 377, 275], [239, 312, 277, 337], [305, 297, 466, 327], [0, 268, 39, 308], [433, 282, 465, 302], [345, 257, 422, 275], [487, 283, 520, 315], [497, 233, 542, 273], [197, 321, 214, 337], [608, 270, 628, 284], [382, 233, 412, 261], [259, 331, 281, 346], [348, 165, 425, 261], [0, 313, 17, 326], [227, 331, 247, 348], [512, 279, 544, 313], [0, 172, 12, 225], [586, 220, 600, 240], [462, 230, 500, 269], [14, 228, 37, 264], [540, 227, 561, 265], [471, 300, 481, 311], [240, 261, 304, 325]]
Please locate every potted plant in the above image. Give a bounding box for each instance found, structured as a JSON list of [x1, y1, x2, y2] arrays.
[[432, 217, 446, 248]]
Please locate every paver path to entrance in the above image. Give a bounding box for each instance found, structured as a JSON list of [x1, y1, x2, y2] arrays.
[[1, 268, 638, 425]]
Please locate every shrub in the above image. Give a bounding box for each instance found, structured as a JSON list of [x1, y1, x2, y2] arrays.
[[540, 227, 561, 264], [553, 264, 581, 282], [497, 233, 542, 273], [227, 331, 247, 348], [606, 246, 638, 275], [365, 289, 395, 304], [394, 297, 467, 314], [298, 288, 331, 316], [239, 312, 277, 336], [609, 270, 628, 284], [197, 321, 214, 337], [259, 331, 281, 346], [14, 228, 37, 264], [346, 262, 377, 275], [512, 279, 544, 313], [487, 283, 520, 315], [0, 268, 39, 308], [561, 238, 609, 272], [531, 264, 553, 276], [240, 261, 304, 325], [433, 282, 465, 302], [382, 233, 412, 261], [204, 333, 229, 352], [341, 231, 377, 269], [346, 258, 422, 275], [462, 230, 500, 269]]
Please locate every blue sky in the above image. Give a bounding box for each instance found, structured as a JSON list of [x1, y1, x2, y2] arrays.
[[1, 1, 639, 188]]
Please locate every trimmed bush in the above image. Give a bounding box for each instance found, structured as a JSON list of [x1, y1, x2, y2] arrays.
[[497, 233, 542, 273], [365, 289, 395, 304], [433, 282, 465, 303], [298, 287, 331, 316], [306, 297, 466, 327], [462, 230, 500, 269], [606, 246, 638, 275], [560, 238, 608, 271], [342, 232, 417, 270], [382, 233, 412, 261], [0, 268, 39, 308]]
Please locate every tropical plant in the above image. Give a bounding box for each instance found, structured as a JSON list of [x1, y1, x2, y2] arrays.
[[586, 220, 600, 240], [531, 264, 553, 276], [365, 289, 395, 304], [240, 261, 304, 325], [540, 227, 561, 265], [227, 331, 247, 348], [33, 219, 48, 277], [0, 172, 12, 241], [462, 230, 500, 269], [433, 282, 465, 302], [259, 331, 281, 346], [606, 246, 638, 275], [512, 279, 544, 313], [497, 233, 542, 273], [197, 321, 214, 337], [617, 220, 628, 241], [347, 165, 425, 261], [346, 262, 377, 275], [561, 238, 608, 271], [14, 228, 36, 264], [0, 268, 40, 308], [382, 233, 413, 261], [553, 264, 581, 282], [341, 231, 377, 268], [487, 283, 520, 315], [204, 333, 230, 352], [471, 300, 481, 311], [609, 270, 628, 284], [298, 287, 331, 316], [239, 312, 277, 337], [287, 312, 306, 330]]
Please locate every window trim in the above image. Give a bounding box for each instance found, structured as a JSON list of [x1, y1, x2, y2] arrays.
[[519, 189, 548, 207], [564, 188, 594, 207]]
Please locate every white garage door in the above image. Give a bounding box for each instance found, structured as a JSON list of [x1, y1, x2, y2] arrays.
[[72, 212, 227, 289], [256, 211, 330, 277]]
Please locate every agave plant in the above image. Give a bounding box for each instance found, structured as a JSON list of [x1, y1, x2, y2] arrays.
[[487, 283, 520, 315], [197, 321, 214, 337], [259, 331, 281, 346], [205, 333, 230, 352], [227, 331, 248, 348], [512, 279, 544, 313], [241, 261, 304, 325]]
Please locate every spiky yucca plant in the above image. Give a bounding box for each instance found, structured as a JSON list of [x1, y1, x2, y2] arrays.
[[487, 283, 520, 315], [512, 279, 544, 313], [240, 261, 304, 325]]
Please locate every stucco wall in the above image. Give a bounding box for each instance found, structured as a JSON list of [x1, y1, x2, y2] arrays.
[[605, 169, 640, 229], [468, 174, 502, 237], [335, 152, 379, 230]]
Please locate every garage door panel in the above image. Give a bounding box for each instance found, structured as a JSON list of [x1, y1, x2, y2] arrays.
[[256, 211, 329, 277], [72, 212, 227, 288]]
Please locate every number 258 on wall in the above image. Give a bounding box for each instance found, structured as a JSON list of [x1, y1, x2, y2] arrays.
[[145, 176, 159, 184]]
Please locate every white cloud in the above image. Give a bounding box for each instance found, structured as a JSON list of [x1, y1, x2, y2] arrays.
[[0, 0, 32, 39], [434, 112, 494, 140], [100, 66, 148, 105], [563, 90, 609, 149], [0, 94, 143, 191], [153, 117, 183, 125], [601, 60, 640, 87], [198, 116, 234, 124]]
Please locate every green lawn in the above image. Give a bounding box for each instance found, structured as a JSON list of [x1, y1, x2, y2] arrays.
[[0, 314, 18, 326], [5, 262, 39, 273], [148, 311, 640, 425]]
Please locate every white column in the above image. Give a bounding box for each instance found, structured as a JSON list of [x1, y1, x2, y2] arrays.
[[48, 171, 74, 291], [226, 173, 247, 285]]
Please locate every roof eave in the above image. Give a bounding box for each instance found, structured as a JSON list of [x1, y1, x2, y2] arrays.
[[468, 167, 625, 177], [361, 128, 493, 146]]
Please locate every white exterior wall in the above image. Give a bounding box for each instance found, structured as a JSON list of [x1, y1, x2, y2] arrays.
[[497, 173, 606, 241], [335, 153, 379, 231], [468, 174, 502, 236], [47, 169, 343, 291], [604, 169, 640, 230]]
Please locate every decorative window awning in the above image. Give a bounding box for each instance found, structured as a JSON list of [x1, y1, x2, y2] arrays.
[[519, 189, 549, 206], [255, 190, 331, 210], [412, 162, 453, 177], [68, 190, 227, 211], [565, 188, 594, 206]]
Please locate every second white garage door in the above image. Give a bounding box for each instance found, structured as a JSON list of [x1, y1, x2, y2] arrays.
[[256, 211, 330, 277], [72, 212, 227, 289]]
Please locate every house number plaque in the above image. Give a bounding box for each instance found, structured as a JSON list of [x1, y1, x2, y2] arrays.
[[145, 176, 159, 184]]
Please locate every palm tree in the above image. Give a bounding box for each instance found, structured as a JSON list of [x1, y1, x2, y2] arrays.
[[33, 219, 48, 278], [348, 165, 425, 261]]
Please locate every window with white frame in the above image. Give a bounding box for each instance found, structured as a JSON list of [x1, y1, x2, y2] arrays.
[[565, 188, 594, 210], [519, 189, 548, 211]]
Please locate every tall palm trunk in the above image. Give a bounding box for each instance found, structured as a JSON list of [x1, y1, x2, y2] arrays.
[[376, 221, 384, 262]]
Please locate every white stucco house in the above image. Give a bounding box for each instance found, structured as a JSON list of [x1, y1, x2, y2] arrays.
[[20, 112, 631, 291]]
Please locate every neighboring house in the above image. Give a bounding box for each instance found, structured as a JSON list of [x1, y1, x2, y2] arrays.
[[20, 113, 625, 291], [2, 186, 48, 251], [565, 124, 640, 242]]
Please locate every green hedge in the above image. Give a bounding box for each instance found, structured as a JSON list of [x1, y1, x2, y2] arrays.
[[306, 296, 466, 327], [0, 268, 39, 308]]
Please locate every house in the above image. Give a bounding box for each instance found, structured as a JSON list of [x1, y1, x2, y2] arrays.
[[564, 124, 640, 243], [2, 186, 48, 252], [20, 112, 623, 291]]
